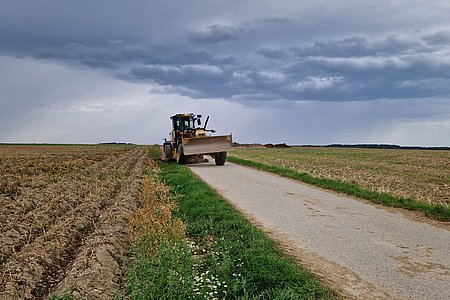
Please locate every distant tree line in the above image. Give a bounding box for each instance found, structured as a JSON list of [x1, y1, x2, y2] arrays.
[[320, 144, 450, 150], [98, 142, 135, 145], [232, 142, 449, 150], [301, 144, 450, 150]]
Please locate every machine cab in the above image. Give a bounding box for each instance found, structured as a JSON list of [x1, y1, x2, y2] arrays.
[[172, 114, 195, 132], [170, 113, 201, 147]]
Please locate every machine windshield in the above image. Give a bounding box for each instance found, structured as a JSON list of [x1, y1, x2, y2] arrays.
[[181, 118, 195, 130]]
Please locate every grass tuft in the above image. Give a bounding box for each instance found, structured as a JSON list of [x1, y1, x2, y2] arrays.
[[48, 289, 76, 300]]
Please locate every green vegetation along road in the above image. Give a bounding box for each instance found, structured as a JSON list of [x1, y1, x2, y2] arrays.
[[189, 160, 450, 299]]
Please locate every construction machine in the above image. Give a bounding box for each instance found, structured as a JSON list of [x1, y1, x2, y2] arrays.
[[163, 113, 233, 165]]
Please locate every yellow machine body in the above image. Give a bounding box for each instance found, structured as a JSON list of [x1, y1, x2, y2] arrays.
[[162, 113, 232, 165]]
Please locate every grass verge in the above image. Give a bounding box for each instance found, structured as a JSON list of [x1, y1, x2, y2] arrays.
[[227, 156, 450, 222], [125, 146, 337, 299], [157, 161, 338, 299], [124, 158, 194, 299]]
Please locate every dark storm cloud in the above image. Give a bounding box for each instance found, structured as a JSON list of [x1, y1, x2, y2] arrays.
[[139, 47, 236, 66], [80, 59, 117, 70], [422, 30, 450, 46], [258, 16, 297, 25], [122, 32, 450, 102], [26, 43, 237, 72], [291, 35, 429, 58], [257, 48, 286, 59], [130, 64, 234, 97], [281, 46, 450, 101], [2, 0, 450, 104], [189, 24, 246, 44]]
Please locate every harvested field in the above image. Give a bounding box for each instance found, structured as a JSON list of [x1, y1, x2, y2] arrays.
[[0, 145, 149, 299], [231, 147, 450, 206]]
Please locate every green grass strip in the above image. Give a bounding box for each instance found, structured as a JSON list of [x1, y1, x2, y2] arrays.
[[124, 151, 195, 300], [227, 156, 450, 222], [126, 239, 195, 299], [158, 161, 338, 299]]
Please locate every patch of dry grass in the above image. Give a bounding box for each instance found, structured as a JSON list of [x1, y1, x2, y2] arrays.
[[124, 159, 194, 299], [231, 147, 450, 206], [127, 160, 186, 256]]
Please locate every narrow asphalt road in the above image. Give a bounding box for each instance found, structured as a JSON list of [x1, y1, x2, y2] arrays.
[[188, 161, 450, 299]]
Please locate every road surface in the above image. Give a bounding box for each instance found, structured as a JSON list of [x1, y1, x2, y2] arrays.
[[188, 161, 450, 299]]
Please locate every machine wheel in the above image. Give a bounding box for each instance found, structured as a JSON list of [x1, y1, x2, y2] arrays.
[[177, 144, 186, 165], [164, 144, 172, 159], [215, 151, 227, 166]]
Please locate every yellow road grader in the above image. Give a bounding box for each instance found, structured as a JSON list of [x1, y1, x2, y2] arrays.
[[162, 113, 233, 165]]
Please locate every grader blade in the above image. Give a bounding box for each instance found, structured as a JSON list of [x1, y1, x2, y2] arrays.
[[183, 134, 232, 155]]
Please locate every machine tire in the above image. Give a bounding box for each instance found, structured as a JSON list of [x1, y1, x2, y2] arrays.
[[215, 151, 227, 166], [177, 144, 186, 165], [164, 144, 172, 159]]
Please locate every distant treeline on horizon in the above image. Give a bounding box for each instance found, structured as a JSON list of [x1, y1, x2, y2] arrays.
[[233, 142, 449, 150], [98, 142, 135, 145], [320, 144, 450, 150]]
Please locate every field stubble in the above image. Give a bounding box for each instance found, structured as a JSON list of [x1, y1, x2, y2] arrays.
[[0, 145, 149, 299], [231, 147, 450, 206]]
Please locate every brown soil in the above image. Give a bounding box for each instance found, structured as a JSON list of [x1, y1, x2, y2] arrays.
[[0, 145, 149, 300]]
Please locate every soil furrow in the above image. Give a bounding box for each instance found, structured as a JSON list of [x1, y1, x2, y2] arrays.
[[50, 148, 148, 299], [0, 148, 142, 266], [0, 147, 148, 300]]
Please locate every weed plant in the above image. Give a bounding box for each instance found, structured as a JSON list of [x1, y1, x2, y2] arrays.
[[48, 289, 76, 300]]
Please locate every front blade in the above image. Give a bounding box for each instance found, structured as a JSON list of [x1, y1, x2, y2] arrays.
[[183, 134, 232, 155]]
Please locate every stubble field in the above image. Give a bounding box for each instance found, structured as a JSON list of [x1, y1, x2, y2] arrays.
[[0, 144, 149, 299], [230, 147, 450, 206]]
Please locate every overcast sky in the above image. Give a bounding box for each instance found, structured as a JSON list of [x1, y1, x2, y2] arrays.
[[1, 0, 450, 146]]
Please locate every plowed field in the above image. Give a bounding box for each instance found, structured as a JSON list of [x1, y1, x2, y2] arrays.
[[0, 145, 149, 299]]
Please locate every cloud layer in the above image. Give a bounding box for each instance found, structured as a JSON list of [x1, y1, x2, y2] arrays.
[[2, 1, 450, 103], [1, 1, 450, 145]]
